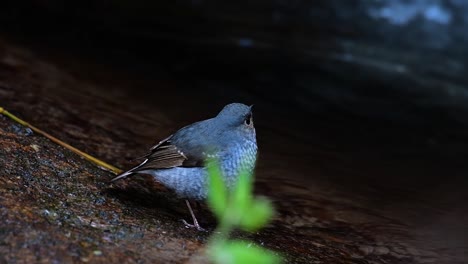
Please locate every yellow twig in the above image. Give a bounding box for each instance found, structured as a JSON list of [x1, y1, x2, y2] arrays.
[[0, 106, 122, 175]]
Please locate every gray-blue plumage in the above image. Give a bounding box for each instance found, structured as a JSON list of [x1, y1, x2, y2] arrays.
[[111, 103, 258, 201]]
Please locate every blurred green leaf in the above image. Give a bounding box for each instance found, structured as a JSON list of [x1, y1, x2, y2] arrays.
[[232, 169, 253, 217], [206, 158, 227, 219], [211, 240, 282, 264], [240, 197, 274, 232], [206, 158, 280, 264]]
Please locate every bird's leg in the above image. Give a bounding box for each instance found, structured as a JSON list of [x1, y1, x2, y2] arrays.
[[182, 200, 205, 231]]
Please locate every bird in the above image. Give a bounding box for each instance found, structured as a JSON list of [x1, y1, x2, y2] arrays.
[[111, 103, 257, 230]]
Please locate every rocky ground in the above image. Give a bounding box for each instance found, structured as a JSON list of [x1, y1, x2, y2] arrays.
[[1, 34, 467, 263]]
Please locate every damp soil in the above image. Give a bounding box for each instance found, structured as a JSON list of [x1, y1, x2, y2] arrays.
[[1, 35, 467, 264]]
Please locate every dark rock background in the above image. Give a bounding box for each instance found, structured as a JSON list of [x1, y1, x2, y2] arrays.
[[0, 1, 467, 263]]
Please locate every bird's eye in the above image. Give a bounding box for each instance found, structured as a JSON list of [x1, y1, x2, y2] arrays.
[[244, 114, 253, 126]]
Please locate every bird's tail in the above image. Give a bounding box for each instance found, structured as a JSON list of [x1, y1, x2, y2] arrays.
[[110, 159, 148, 182], [110, 170, 134, 182]]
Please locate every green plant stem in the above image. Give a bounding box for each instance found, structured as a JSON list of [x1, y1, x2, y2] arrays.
[[211, 212, 234, 242], [207, 204, 239, 254]]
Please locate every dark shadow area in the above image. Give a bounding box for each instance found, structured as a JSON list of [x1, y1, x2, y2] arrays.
[[105, 177, 218, 229]]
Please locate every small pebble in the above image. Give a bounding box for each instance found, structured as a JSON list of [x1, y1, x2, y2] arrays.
[[374, 246, 390, 255], [0, 178, 16, 189], [30, 144, 40, 152], [417, 257, 437, 263], [155, 241, 164, 248], [11, 124, 33, 136], [94, 197, 106, 206], [42, 209, 59, 221], [359, 245, 374, 255], [407, 247, 421, 256]]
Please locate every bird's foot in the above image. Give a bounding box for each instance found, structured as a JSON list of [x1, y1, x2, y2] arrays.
[[182, 219, 206, 232], [183, 200, 206, 231]]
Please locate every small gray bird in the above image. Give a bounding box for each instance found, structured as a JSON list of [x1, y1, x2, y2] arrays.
[[111, 103, 257, 230]]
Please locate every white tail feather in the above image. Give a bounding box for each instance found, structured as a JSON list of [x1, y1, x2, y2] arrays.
[[110, 159, 148, 182]]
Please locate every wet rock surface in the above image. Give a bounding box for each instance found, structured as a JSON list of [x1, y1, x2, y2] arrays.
[[0, 116, 432, 264], [1, 29, 467, 264]]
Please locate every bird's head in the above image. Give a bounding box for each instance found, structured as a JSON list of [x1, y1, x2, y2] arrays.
[[216, 103, 255, 132]]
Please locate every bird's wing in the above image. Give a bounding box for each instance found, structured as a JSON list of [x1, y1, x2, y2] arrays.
[[110, 134, 205, 182]]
